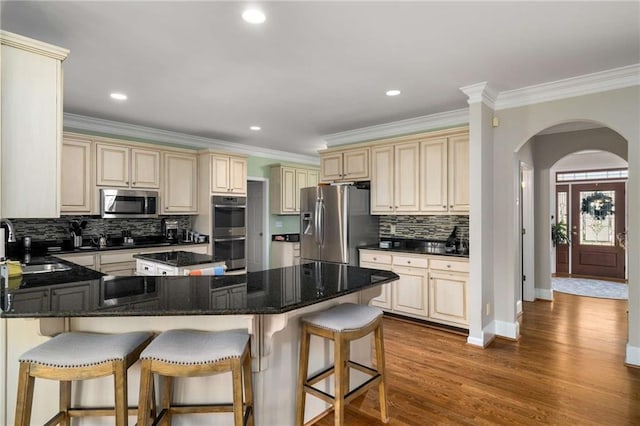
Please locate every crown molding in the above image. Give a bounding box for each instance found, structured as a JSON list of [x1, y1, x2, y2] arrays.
[[1, 30, 69, 61], [459, 82, 497, 109], [323, 108, 468, 147], [63, 113, 319, 165], [494, 63, 640, 110]]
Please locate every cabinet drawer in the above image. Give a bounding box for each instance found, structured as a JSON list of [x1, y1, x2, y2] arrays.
[[101, 251, 137, 264], [57, 254, 95, 267], [136, 260, 156, 275], [430, 259, 469, 273], [360, 251, 392, 265], [393, 255, 428, 268]]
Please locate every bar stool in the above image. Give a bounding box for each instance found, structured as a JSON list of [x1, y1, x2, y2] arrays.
[[14, 330, 154, 426], [137, 329, 254, 426], [296, 303, 389, 426]]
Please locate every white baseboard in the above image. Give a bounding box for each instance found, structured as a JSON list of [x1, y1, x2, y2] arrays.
[[626, 343, 640, 367], [494, 320, 520, 340], [467, 322, 496, 348], [535, 288, 554, 301], [516, 300, 523, 316]]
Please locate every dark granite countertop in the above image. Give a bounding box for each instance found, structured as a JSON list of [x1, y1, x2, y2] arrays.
[[1, 262, 398, 318], [3, 256, 105, 290], [359, 238, 469, 258], [133, 251, 217, 267]]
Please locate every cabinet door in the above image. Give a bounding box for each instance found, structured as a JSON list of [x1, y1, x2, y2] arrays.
[[429, 271, 468, 326], [370, 145, 394, 214], [210, 154, 230, 193], [394, 142, 420, 213], [448, 134, 470, 212], [420, 138, 448, 212], [96, 143, 130, 187], [210, 289, 230, 309], [281, 167, 297, 213], [131, 148, 160, 189], [229, 156, 247, 195], [361, 261, 392, 310], [156, 264, 178, 276], [1, 43, 62, 218], [11, 289, 50, 312], [307, 170, 319, 188], [391, 265, 428, 319], [294, 169, 309, 212], [51, 282, 93, 311], [342, 148, 369, 180], [320, 152, 343, 181], [163, 152, 198, 213], [61, 138, 92, 213]]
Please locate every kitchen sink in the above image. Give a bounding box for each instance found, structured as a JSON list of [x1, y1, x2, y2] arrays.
[[22, 263, 72, 275]]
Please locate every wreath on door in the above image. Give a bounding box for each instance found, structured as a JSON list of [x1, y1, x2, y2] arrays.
[[581, 191, 614, 220]]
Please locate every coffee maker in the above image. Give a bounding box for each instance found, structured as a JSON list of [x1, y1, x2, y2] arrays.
[[161, 219, 179, 241]]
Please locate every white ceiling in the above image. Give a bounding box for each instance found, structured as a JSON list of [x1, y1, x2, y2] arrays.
[[1, 1, 639, 157]]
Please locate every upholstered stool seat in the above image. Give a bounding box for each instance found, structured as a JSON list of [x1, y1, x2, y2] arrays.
[[137, 329, 254, 426], [296, 303, 389, 426], [15, 331, 154, 426]]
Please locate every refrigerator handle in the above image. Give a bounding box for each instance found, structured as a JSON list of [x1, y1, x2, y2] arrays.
[[314, 199, 321, 245], [318, 199, 325, 246]]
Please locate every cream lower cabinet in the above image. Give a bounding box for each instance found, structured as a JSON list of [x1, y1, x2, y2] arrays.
[[162, 152, 198, 214], [360, 251, 392, 309], [271, 242, 301, 268], [360, 249, 469, 328], [429, 259, 469, 326]]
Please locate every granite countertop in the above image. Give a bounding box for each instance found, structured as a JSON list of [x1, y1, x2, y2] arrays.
[[360, 238, 469, 258], [1, 262, 398, 318], [3, 255, 105, 290], [133, 251, 217, 267]]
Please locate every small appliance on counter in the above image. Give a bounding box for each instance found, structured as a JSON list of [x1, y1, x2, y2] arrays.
[[162, 219, 179, 241], [272, 233, 300, 242]]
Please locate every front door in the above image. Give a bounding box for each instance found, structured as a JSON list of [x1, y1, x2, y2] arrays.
[[570, 182, 625, 279], [555, 185, 570, 275]]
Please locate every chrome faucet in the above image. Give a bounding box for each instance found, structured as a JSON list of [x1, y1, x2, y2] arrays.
[[0, 219, 16, 243]]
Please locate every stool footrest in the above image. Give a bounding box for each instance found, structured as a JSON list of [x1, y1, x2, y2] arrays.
[[307, 365, 336, 387], [43, 412, 65, 426]]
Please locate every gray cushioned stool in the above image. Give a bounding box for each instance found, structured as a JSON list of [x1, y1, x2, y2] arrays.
[[296, 303, 389, 426], [137, 329, 254, 426], [15, 331, 154, 426]]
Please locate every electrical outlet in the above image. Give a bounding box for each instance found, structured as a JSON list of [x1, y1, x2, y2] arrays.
[[486, 303, 491, 316], [275, 221, 283, 228], [390, 224, 396, 234]]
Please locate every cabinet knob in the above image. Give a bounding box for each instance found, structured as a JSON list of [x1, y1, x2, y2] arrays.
[[162, 271, 167, 275], [442, 205, 447, 209], [407, 260, 411, 264], [450, 205, 453, 208], [373, 257, 377, 261], [447, 264, 451, 268], [389, 206, 393, 210]]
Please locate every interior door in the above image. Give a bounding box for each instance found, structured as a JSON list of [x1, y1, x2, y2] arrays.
[[570, 182, 625, 279], [246, 181, 265, 272]]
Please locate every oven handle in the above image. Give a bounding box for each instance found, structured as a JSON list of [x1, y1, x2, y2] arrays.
[[213, 237, 246, 242], [213, 205, 246, 209]]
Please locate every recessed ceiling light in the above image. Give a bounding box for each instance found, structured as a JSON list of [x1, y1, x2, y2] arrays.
[[250, 126, 261, 131], [386, 89, 401, 97], [110, 92, 127, 101], [242, 9, 266, 24]]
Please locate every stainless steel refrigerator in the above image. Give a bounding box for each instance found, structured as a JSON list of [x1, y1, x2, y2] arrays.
[[300, 185, 379, 265]]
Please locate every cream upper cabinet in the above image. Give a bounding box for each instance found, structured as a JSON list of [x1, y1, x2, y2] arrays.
[[210, 154, 247, 195], [371, 142, 419, 214], [61, 137, 92, 214], [420, 133, 469, 214], [420, 137, 448, 212], [448, 134, 470, 212], [96, 143, 160, 189], [1, 31, 68, 218], [131, 148, 161, 189], [320, 147, 369, 182], [163, 152, 198, 214], [271, 165, 320, 214]]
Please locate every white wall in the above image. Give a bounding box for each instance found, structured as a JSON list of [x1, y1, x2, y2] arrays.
[[553, 150, 627, 171], [489, 86, 640, 365]]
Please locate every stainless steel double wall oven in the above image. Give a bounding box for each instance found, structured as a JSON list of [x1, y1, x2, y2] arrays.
[[211, 195, 246, 271]]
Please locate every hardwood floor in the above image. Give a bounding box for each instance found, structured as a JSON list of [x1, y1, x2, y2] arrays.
[[314, 292, 640, 425]]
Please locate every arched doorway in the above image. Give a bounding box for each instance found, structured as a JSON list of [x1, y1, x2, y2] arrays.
[[515, 122, 628, 306]]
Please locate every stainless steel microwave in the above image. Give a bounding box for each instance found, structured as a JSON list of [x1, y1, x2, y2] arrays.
[[100, 189, 159, 218]]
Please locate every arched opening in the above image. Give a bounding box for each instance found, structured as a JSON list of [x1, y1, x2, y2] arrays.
[[515, 121, 628, 310]]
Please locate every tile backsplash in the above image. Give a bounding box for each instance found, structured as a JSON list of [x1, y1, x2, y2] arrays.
[[9, 216, 193, 241], [379, 215, 469, 241]]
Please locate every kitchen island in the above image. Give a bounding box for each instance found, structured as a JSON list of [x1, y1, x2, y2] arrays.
[[1, 260, 398, 425]]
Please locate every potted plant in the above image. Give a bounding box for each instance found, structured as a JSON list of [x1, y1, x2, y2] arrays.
[[551, 221, 570, 247]]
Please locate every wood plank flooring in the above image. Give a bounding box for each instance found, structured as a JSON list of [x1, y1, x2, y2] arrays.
[[314, 292, 640, 425]]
